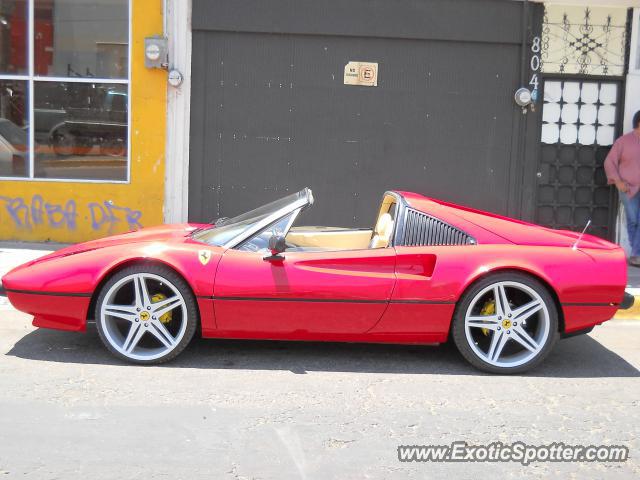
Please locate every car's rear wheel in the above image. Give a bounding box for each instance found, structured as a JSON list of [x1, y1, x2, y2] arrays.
[[452, 272, 559, 374], [95, 264, 197, 364]]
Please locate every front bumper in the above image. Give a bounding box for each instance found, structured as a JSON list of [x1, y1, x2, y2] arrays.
[[620, 292, 635, 310], [4, 290, 89, 332]]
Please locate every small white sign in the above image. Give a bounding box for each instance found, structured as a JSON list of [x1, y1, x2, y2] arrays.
[[344, 61, 378, 87]]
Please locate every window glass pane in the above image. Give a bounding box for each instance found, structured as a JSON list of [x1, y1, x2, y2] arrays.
[[0, 80, 28, 177], [33, 81, 127, 180], [0, 0, 28, 74], [237, 212, 296, 252], [35, 0, 128, 78]]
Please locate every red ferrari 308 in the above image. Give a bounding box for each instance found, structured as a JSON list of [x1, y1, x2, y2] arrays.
[[2, 188, 633, 373]]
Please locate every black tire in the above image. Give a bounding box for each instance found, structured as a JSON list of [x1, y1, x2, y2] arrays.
[[51, 131, 76, 156], [95, 264, 198, 365], [451, 272, 559, 374]]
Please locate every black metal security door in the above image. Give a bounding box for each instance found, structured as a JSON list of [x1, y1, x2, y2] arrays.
[[189, 0, 542, 227], [535, 77, 622, 239]]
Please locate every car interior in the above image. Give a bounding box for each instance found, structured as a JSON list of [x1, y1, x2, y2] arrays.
[[283, 193, 398, 251]]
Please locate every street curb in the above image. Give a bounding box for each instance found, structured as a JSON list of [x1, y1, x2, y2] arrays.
[[614, 288, 640, 320]]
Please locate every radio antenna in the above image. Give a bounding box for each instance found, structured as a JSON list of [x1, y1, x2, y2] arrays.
[[572, 219, 592, 250]]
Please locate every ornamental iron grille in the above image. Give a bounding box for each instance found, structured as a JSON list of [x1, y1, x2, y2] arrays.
[[541, 5, 628, 76], [535, 79, 620, 239]]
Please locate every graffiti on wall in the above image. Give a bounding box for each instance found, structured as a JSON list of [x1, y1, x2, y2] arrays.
[[0, 194, 143, 234]]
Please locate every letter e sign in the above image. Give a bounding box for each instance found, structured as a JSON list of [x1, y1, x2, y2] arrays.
[[344, 61, 378, 87]]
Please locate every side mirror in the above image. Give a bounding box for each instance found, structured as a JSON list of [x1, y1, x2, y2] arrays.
[[269, 235, 286, 254], [264, 234, 286, 262]]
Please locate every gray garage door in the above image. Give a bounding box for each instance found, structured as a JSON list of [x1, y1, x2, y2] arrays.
[[189, 0, 542, 227]]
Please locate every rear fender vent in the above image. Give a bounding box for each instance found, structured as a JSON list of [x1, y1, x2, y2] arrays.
[[400, 208, 475, 246]]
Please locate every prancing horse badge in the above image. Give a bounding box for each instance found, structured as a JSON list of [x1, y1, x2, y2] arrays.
[[198, 249, 212, 265]]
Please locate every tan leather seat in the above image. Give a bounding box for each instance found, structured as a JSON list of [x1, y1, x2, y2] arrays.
[[286, 227, 372, 249], [369, 213, 394, 249]]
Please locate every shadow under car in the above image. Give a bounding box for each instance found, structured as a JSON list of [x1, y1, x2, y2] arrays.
[[6, 327, 639, 378]]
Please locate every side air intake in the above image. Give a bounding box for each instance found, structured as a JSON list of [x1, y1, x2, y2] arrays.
[[401, 208, 475, 246]]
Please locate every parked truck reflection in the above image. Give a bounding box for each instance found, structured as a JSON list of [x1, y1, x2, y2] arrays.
[[35, 85, 127, 158]]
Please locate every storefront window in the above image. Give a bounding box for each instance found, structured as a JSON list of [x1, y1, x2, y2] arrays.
[[0, 80, 28, 177], [34, 81, 127, 180], [0, 1, 28, 75], [34, 0, 128, 78], [0, 0, 129, 182]]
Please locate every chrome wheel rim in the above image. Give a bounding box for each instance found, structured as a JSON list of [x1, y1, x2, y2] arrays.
[[100, 273, 188, 361], [464, 281, 550, 368]]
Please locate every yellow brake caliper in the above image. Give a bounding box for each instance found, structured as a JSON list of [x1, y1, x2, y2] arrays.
[[151, 293, 173, 324], [479, 299, 495, 336]]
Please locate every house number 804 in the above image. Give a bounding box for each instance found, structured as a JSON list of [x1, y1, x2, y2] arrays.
[[529, 36, 541, 96]]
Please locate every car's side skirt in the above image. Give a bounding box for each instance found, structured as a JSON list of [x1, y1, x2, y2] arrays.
[[200, 328, 444, 345]]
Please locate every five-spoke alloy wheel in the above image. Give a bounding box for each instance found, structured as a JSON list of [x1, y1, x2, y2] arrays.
[[452, 272, 559, 374], [95, 265, 198, 364]]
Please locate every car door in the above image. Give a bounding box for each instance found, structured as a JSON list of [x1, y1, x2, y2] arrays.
[[213, 247, 396, 335]]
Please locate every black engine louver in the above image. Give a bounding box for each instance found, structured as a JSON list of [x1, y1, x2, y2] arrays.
[[401, 208, 475, 246]]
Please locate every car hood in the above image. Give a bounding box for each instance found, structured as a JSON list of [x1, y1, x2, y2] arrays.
[[34, 223, 206, 263]]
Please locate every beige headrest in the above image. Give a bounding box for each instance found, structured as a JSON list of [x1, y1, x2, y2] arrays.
[[370, 213, 394, 249], [374, 213, 393, 236]]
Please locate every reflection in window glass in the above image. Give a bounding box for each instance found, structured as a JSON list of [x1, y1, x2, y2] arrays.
[[34, 0, 128, 78], [0, 80, 28, 177], [33, 81, 127, 180], [0, 0, 28, 74]]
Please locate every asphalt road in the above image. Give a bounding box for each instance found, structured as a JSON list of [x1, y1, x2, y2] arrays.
[[0, 299, 639, 479]]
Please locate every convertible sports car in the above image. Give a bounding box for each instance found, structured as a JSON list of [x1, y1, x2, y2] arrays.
[[2, 188, 633, 373]]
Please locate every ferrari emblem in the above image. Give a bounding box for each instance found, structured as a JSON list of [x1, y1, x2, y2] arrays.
[[139, 311, 150, 322], [198, 249, 212, 265]]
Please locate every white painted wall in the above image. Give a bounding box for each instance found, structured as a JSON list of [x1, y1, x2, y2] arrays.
[[624, 9, 640, 131], [615, 8, 639, 255], [164, 0, 192, 224]]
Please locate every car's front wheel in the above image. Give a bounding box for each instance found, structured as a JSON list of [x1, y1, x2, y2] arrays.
[[452, 272, 559, 374], [95, 264, 198, 364]]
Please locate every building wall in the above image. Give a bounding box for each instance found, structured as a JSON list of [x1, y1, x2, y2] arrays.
[[0, 0, 166, 243], [624, 9, 640, 132], [187, 0, 542, 228]]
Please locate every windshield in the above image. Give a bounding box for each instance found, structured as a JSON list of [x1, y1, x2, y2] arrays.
[[192, 189, 311, 247]]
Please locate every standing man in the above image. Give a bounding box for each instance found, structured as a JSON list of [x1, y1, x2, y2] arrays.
[[605, 111, 640, 266]]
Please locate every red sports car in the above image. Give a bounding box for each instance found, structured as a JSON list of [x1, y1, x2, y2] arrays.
[[2, 188, 633, 373]]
